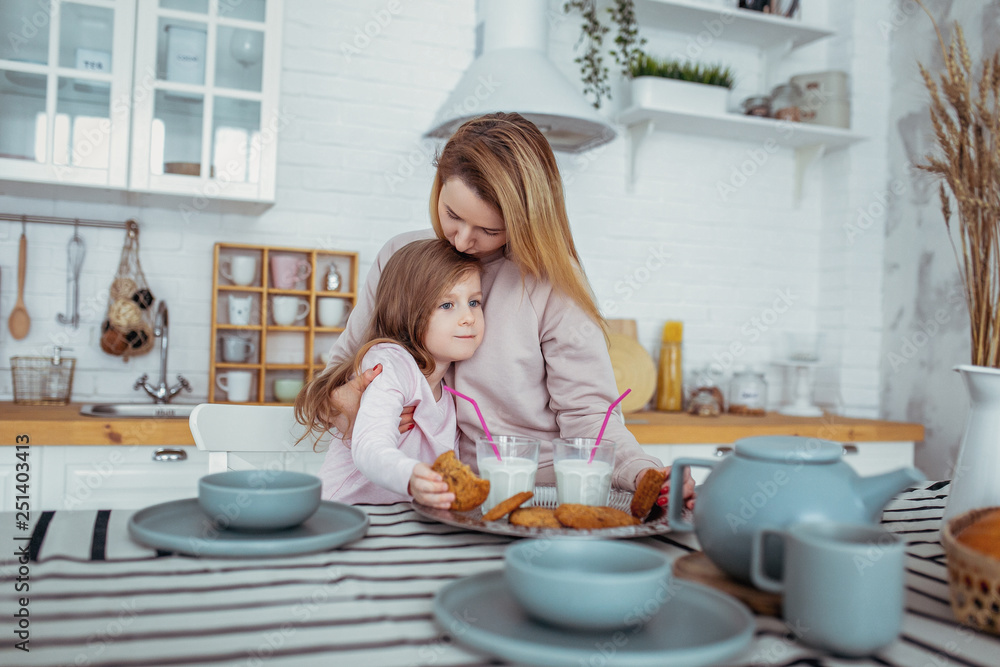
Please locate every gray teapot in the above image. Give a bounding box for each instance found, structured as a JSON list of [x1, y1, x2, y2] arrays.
[[668, 435, 924, 584]]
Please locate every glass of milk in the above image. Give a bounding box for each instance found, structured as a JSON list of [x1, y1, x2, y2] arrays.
[[553, 438, 617, 506], [476, 436, 540, 513]]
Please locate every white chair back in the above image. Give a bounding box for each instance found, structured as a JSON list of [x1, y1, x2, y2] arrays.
[[189, 403, 330, 474]]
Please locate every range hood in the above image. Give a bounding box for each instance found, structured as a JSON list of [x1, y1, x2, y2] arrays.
[[424, 0, 616, 153]]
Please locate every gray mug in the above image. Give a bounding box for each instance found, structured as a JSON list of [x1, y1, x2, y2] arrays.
[[751, 521, 905, 657]]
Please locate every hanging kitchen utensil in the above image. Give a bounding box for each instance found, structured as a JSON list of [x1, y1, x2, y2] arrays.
[[7, 218, 30, 340], [100, 219, 156, 359], [57, 220, 86, 329]]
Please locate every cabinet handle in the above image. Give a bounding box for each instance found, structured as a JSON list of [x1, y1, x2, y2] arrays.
[[714, 446, 733, 457], [153, 448, 187, 462], [842, 444, 859, 456]]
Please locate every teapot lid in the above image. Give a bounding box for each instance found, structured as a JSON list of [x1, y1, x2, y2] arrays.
[[735, 435, 842, 463]]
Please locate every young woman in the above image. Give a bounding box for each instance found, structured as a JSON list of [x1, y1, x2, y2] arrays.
[[326, 113, 694, 507], [295, 239, 482, 508]]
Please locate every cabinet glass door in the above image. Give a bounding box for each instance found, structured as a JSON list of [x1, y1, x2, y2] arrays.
[[0, 0, 134, 187], [131, 0, 279, 201]]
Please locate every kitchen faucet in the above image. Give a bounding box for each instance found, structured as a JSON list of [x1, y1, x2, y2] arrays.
[[134, 301, 191, 403]]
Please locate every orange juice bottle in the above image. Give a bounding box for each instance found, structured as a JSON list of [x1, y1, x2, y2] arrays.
[[656, 321, 684, 412]]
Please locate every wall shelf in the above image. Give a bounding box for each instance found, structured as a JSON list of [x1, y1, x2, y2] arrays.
[[634, 0, 833, 51], [209, 242, 359, 405]]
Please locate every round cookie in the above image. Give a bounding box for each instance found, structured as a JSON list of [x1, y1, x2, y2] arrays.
[[482, 491, 534, 522]]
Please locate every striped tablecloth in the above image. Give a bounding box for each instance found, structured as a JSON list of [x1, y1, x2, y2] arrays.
[[0, 481, 997, 667]]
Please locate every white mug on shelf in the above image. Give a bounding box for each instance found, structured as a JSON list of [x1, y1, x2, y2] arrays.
[[220, 255, 257, 286], [317, 297, 349, 328], [228, 295, 254, 325], [271, 296, 310, 326], [216, 371, 253, 402]]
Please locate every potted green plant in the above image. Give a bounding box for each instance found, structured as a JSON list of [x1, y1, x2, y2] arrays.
[[628, 53, 736, 115], [564, 0, 645, 108]]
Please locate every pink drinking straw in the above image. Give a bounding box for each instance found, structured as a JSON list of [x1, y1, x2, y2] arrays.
[[589, 388, 631, 464], [442, 386, 501, 461]]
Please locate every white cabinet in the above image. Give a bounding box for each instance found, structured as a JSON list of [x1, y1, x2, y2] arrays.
[[0, 0, 282, 203], [33, 443, 325, 510], [129, 0, 282, 202], [644, 440, 917, 485], [38, 445, 211, 510], [0, 0, 135, 188]]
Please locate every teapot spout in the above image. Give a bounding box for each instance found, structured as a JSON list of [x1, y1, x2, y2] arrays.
[[858, 467, 926, 520]]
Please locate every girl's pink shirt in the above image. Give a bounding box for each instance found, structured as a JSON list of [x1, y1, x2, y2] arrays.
[[318, 343, 459, 504]]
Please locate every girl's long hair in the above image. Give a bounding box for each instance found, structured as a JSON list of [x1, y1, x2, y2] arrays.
[[429, 112, 604, 329], [295, 239, 481, 443]]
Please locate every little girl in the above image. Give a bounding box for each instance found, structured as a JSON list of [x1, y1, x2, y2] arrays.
[[295, 239, 483, 508]]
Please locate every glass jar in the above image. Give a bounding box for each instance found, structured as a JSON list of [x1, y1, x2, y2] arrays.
[[770, 83, 804, 122], [729, 368, 767, 416], [742, 95, 772, 118]]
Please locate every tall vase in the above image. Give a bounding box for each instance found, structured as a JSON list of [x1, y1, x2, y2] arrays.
[[944, 365, 1000, 521]]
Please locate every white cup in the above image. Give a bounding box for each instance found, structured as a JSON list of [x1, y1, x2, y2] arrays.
[[272, 296, 310, 326], [317, 297, 349, 328], [228, 295, 254, 325], [220, 335, 255, 362], [553, 438, 616, 506], [216, 371, 253, 402], [476, 436, 540, 513], [220, 255, 257, 286]]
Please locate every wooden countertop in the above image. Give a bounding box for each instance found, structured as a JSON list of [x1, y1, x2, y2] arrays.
[[2, 403, 923, 446], [624, 410, 924, 444], [1, 403, 197, 446]]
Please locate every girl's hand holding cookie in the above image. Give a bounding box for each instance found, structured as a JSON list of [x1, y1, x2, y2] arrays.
[[409, 463, 455, 509]]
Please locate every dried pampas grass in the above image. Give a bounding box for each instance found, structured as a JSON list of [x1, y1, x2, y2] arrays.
[[915, 1, 1000, 368]]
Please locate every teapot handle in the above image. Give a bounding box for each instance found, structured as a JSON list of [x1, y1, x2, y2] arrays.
[[668, 457, 716, 531], [750, 528, 786, 594]]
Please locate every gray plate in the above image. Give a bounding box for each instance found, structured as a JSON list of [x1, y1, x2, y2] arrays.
[[128, 498, 368, 558], [434, 571, 754, 667], [413, 485, 673, 539]]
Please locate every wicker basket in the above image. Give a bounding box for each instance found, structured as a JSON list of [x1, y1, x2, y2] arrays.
[[11, 355, 76, 405], [941, 506, 1000, 635]]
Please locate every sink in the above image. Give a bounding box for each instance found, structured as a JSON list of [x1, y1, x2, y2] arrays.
[[80, 403, 197, 419]]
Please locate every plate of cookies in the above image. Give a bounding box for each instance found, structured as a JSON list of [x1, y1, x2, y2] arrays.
[[412, 485, 673, 539]]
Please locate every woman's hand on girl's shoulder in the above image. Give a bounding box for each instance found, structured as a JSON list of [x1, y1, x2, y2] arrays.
[[329, 364, 383, 439]]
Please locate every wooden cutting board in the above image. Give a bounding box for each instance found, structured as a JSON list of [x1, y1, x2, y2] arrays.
[[673, 552, 782, 616]]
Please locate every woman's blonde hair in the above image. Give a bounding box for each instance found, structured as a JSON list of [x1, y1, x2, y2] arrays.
[[295, 239, 482, 443], [429, 112, 605, 328]]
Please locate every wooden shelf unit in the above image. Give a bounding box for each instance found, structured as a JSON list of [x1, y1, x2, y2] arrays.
[[208, 242, 359, 405]]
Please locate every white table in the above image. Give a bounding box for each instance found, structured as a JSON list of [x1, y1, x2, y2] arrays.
[[0, 481, 996, 666]]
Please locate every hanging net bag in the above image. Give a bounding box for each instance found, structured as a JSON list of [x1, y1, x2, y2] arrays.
[[100, 220, 156, 360]]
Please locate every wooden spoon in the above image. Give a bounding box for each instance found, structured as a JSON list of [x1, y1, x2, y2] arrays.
[[8, 230, 30, 339]]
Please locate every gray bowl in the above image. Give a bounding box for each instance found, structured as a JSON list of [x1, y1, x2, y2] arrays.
[[504, 539, 672, 631], [198, 470, 322, 531]]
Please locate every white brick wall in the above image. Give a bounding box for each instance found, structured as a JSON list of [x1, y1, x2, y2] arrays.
[[0, 1, 894, 449]]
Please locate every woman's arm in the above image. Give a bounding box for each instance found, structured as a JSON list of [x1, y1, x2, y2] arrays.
[[538, 291, 662, 491]]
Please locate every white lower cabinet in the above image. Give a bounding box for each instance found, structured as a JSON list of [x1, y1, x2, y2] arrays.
[[34, 445, 328, 511], [38, 446, 210, 511], [643, 441, 917, 484]]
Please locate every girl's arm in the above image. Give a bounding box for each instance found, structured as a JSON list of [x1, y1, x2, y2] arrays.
[[351, 362, 421, 497]]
